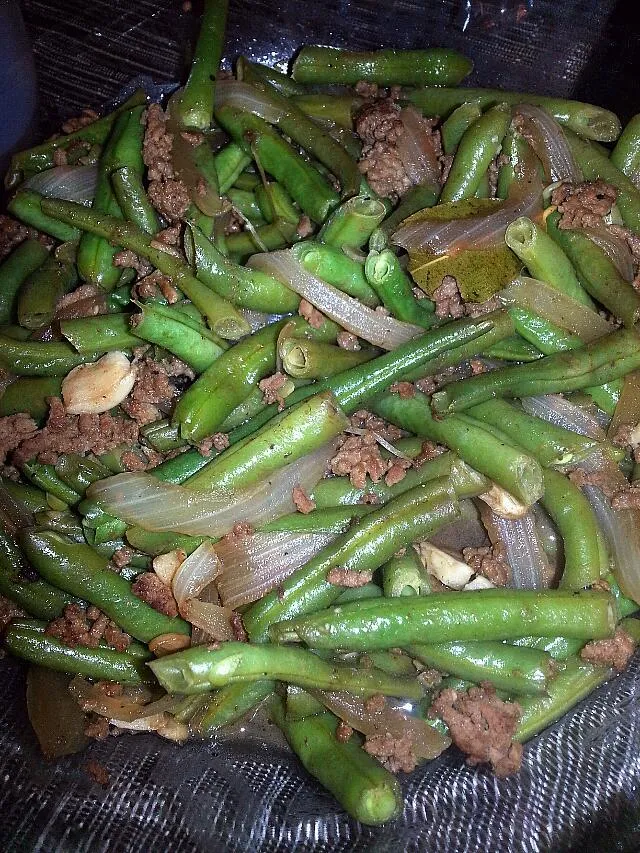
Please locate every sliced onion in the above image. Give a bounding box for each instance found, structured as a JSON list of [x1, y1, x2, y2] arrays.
[[392, 174, 542, 254], [25, 165, 97, 204], [521, 394, 607, 440], [248, 250, 422, 350], [581, 226, 635, 283], [483, 510, 554, 589], [215, 530, 336, 609], [240, 309, 286, 332], [180, 598, 235, 640], [88, 441, 337, 536], [215, 78, 284, 124], [313, 690, 450, 760], [172, 542, 221, 604], [499, 276, 612, 342], [396, 107, 441, 189], [514, 104, 583, 183]]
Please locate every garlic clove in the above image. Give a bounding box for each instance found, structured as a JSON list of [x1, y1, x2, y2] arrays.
[[477, 483, 529, 519], [415, 540, 474, 590], [62, 351, 136, 414]]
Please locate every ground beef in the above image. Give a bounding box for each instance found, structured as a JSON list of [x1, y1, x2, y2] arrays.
[[11, 398, 139, 466], [55, 284, 108, 320], [611, 422, 638, 450], [45, 604, 131, 652], [363, 732, 418, 774], [330, 432, 388, 489], [111, 547, 133, 570], [0, 214, 31, 260], [430, 684, 522, 776], [85, 759, 110, 787], [349, 410, 404, 443], [258, 372, 288, 409], [53, 147, 68, 166], [355, 99, 412, 199], [113, 250, 153, 278], [551, 180, 618, 229], [299, 299, 325, 329], [389, 381, 416, 399], [416, 667, 444, 690], [439, 152, 454, 184], [197, 433, 230, 457], [61, 108, 99, 134], [133, 270, 180, 304], [433, 275, 465, 319], [84, 713, 111, 740], [224, 207, 245, 235], [296, 215, 314, 238], [364, 693, 386, 713], [355, 80, 380, 99], [230, 610, 248, 642], [121, 356, 193, 426], [0, 413, 39, 464], [413, 440, 446, 467], [356, 99, 404, 147], [120, 447, 165, 472], [580, 627, 636, 671], [131, 572, 178, 618], [465, 295, 502, 318], [335, 721, 354, 742], [385, 461, 411, 486], [292, 486, 316, 514], [469, 358, 487, 375], [0, 595, 25, 632], [462, 544, 511, 586], [326, 567, 373, 587], [142, 104, 190, 222], [336, 331, 361, 351], [611, 483, 640, 509], [568, 467, 621, 498]]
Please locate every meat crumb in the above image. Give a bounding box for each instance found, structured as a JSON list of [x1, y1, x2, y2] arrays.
[[46, 604, 131, 652], [349, 410, 404, 442], [230, 610, 248, 642], [296, 215, 314, 238], [292, 486, 316, 514], [61, 108, 99, 134], [121, 447, 165, 472], [9, 400, 138, 467], [355, 99, 411, 199], [354, 81, 380, 99], [433, 275, 465, 319], [258, 372, 288, 409], [55, 284, 108, 320], [551, 180, 618, 229], [611, 483, 640, 509], [413, 440, 446, 467], [0, 413, 39, 464], [384, 461, 411, 486], [363, 732, 418, 774], [85, 759, 110, 787], [142, 103, 190, 222], [430, 684, 522, 776], [364, 693, 386, 713], [389, 381, 415, 399], [462, 544, 511, 587], [131, 572, 179, 618], [326, 567, 373, 587], [299, 299, 325, 329], [335, 721, 354, 742], [0, 595, 26, 632], [111, 547, 133, 570], [336, 331, 361, 351], [121, 356, 193, 426], [198, 432, 230, 457], [580, 628, 636, 671], [133, 269, 180, 304], [113, 249, 153, 278], [330, 427, 410, 489], [84, 714, 111, 740]]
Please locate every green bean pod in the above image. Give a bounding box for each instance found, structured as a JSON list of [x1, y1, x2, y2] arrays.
[[111, 165, 161, 236], [319, 197, 387, 249], [225, 219, 301, 262], [214, 143, 253, 194], [365, 249, 437, 327], [8, 191, 80, 242], [280, 338, 373, 379], [17, 255, 78, 330], [60, 313, 139, 354], [0, 376, 62, 422], [0, 239, 51, 326], [293, 241, 380, 307], [611, 114, 640, 185], [382, 549, 430, 597], [255, 182, 300, 225], [191, 680, 276, 734], [441, 101, 483, 154]]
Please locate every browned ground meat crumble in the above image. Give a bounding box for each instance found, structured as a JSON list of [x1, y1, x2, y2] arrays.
[[330, 431, 411, 489], [230, 610, 248, 642], [462, 544, 511, 586], [551, 180, 618, 229], [131, 572, 179, 618], [120, 447, 165, 472], [433, 275, 465, 319], [413, 440, 446, 467], [292, 485, 316, 514], [143, 104, 190, 222], [355, 99, 409, 199], [198, 432, 230, 457], [111, 547, 133, 570], [430, 684, 522, 776], [336, 331, 361, 351], [55, 284, 108, 320], [121, 355, 193, 426], [0, 595, 26, 632], [389, 381, 415, 398], [335, 721, 354, 742], [46, 604, 131, 652], [0, 413, 39, 464], [298, 299, 325, 329], [363, 732, 419, 774], [258, 372, 288, 409], [84, 714, 111, 740], [61, 108, 99, 134], [580, 628, 636, 671], [0, 214, 51, 260], [85, 759, 111, 787], [114, 249, 153, 278], [133, 269, 180, 304], [326, 567, 373, 587]]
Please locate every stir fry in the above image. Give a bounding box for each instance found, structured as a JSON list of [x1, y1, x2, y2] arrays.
[[2, 0, 640, 827]]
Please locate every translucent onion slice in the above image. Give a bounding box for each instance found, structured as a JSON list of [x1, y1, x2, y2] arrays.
[[396, 107, 441, 188], [88, 441, 337, 536], [214, 78, 286, 124], [483, 510, 553, 589], [248, 250, 423, 350], [499, 276, 612, 342], [581, 226, 635, 283], [521, 394, 607, 440], [514, 104, 583, 183], [215, 530, 336, 609], [25, 164, 98, 204]]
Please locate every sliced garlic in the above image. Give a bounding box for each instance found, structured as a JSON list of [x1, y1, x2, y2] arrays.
[[415, 541, 473, 590], [464, 575, 496, 591], [152, 549, 187, 586], [478, 483, 529, 519], [62, 351, 136, 414]]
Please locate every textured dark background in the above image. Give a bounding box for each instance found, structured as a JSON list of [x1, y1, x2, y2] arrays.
[[2, 0, 640, 850]]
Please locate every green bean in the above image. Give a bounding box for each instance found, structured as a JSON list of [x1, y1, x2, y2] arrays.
[[39, 198, 251, 339], [365, 249, 437, 327], [372, 390, 544, 505], [0, 530, 77, 620], [409, 640, 556, 695], [191, 680, 276, 734], [125, 526, 206, 557], [540, 469, 604, 590], [232, 171, 261, 191], [505, 216, 593, 308], [496, 129, 532, 200], [173, 0, 228, 131], [434, 328, 640, 414], [440, 105, 511, 203], [546, 212, 640, 326], [5, 91, 147, 188], [21, 462, 81, 505], [280, 338, 373, 379], [173, 319, 286, 442], [59, 313, 139, 354], [8, 191, 80, 242], [139, 419, 189, 453], [0, 239, 51, 326], [225, 188, 266, 225], [510, 635, 584, 661], [291, 94, 360, 129], [237, 56, 305, 95], [215, 105, 340, 223], [225, 219, 301, 262], [150, 641, 425, 699], [185, 224, 300, 313], [382, 549, 430, 597], [271, 589, 616, 649], [130, 302, 225, 373], [0, 479, 48, 514], [34, 509, 85, 539], [482, 335, 541, 362], [4, 620, 149, 684], [0, 376, 62, 422], [0, 334, 95, 377], [403, 88, 621, 142], [215, 143, 253, 194], [565, 130, 640, 233], [185, 391, 348, 492], [111, 165, 160, 235], [20, 530, 190, 642], [319, 197, 387, 248], [17, 255, 77, 330], [243, 479, 460, 643], [292, 240, 379, 307], [441, 102, 483, 154], [292, 47, 472, 87], [255, 182, 300, 225], [611, 114, 640, 186]]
